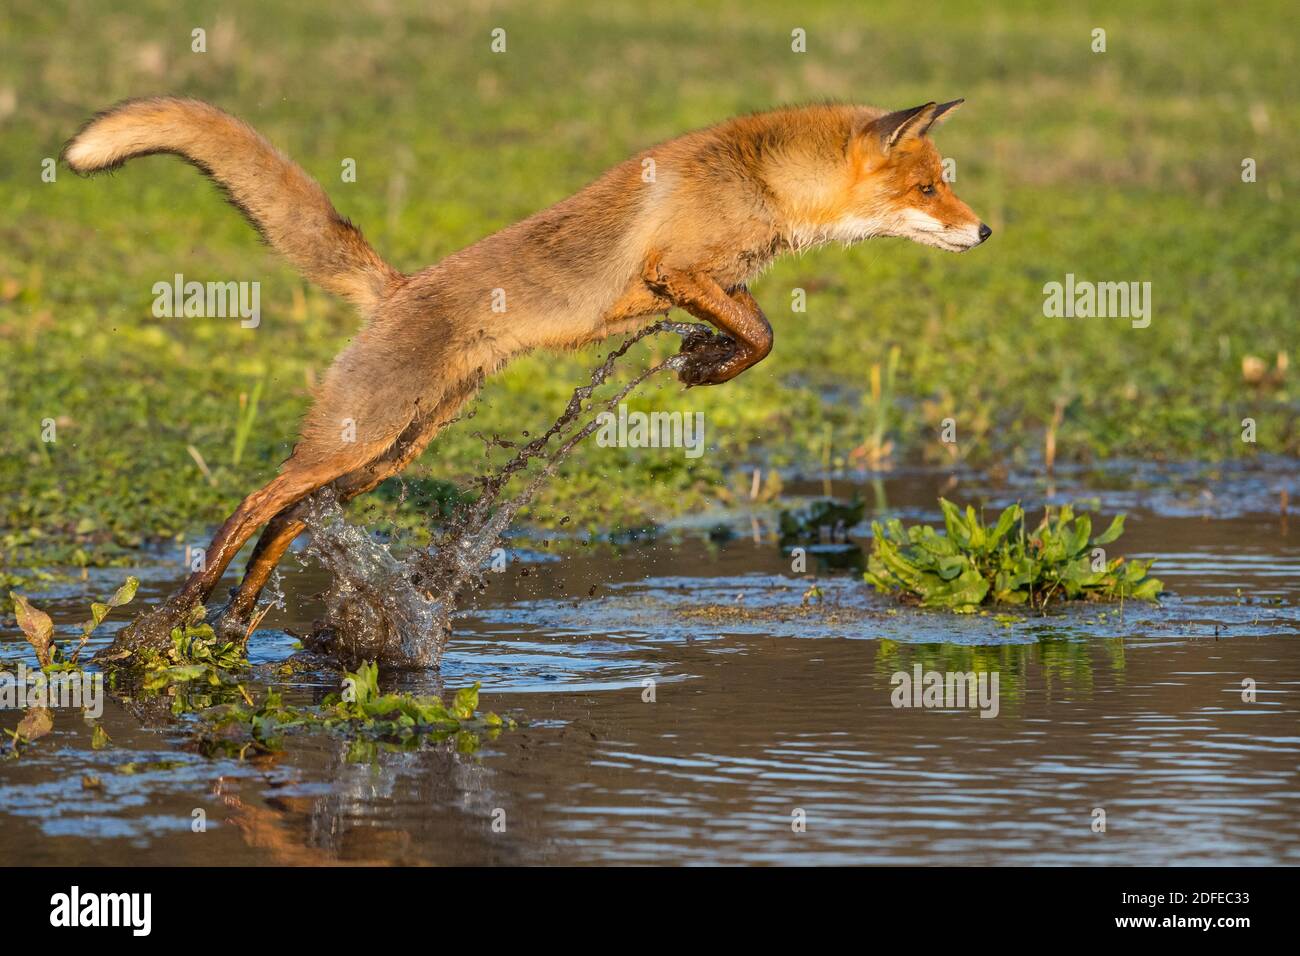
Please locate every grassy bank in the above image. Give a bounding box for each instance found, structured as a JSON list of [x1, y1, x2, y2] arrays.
[[1, 0, 1296, 569]]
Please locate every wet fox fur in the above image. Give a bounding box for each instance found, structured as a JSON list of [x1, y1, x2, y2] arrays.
[[64, 96, 989, 654]]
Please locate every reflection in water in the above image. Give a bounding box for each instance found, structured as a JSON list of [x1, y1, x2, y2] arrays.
[[212, 738, 513, 866], [871, 636, 1131, 713], [873, 634, 1128, 712]]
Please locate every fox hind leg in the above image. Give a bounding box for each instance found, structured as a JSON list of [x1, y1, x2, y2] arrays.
[[102, 435, 408, 659], [211, 412, 452, 641], [211, 377, 480, 642]]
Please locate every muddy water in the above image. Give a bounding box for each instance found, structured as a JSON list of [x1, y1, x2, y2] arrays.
[[2, 464, 1297, 865]]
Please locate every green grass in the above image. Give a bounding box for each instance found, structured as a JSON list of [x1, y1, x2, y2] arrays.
[[1, 0, 1296, 569]]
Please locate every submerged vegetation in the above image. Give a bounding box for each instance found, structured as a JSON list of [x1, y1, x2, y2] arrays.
[[865, 500, 1163, 611]]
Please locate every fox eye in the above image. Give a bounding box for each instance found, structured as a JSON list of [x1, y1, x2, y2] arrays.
[[919, 184, 937, 196]]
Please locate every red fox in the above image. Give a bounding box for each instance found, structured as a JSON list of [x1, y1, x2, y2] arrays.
[[64, 97, 989, 654]]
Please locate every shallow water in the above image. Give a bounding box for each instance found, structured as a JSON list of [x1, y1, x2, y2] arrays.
[[2, 463, 1297, 865]]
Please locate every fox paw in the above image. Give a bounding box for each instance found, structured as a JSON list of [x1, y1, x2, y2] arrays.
[[210, 606, 254, 645], [676, 329, 738, 386], [98, 596, 199, 658]]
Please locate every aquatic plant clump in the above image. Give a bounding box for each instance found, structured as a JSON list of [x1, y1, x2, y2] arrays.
[[133, 612, 250, 690], [864, 499, 1163, 611], [196, 661, 513, 757]]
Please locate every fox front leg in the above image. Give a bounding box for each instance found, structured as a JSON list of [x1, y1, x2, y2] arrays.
[[642, 258, 773, 386]]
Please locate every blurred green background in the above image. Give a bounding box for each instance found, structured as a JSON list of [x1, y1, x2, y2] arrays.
[[0, 0, 1295, 569]]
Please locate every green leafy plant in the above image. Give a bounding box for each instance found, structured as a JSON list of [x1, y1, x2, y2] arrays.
[[323, 661, 501, 728], [9, 576, 138, 670], [137, 610, 249, 690], [4, 577, 137, 756], [197, 660, 513, 758], [865, 499, 1163, 611]]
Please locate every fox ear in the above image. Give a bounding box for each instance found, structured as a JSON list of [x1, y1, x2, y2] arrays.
[[924, 98, 964, 131], [864, 99, 964, 153], [871, 102, 937, 152]]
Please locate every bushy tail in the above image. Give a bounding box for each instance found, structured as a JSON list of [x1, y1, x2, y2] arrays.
[[63, 96, 399, 311]]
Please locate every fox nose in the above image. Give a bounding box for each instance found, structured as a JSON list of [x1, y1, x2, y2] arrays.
[[977, 222, 992, 243]]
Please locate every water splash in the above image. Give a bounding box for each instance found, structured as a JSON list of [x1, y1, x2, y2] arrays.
[[296, 320, 713, 668], [297, 491, 447, 667]]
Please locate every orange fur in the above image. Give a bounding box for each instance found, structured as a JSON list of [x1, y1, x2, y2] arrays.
[[66, 97, 989, 653]]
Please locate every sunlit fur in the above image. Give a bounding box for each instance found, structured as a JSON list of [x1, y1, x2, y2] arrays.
[[64, 97, 988, 645]]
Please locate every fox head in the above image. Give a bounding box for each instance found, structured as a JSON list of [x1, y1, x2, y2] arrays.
[[838, 99, 990, 253]]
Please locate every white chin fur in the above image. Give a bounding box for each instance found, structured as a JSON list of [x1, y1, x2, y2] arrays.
[[891, 209, 982, 252], [796, 210, 980, 252], [907, 229, 981, 252]]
